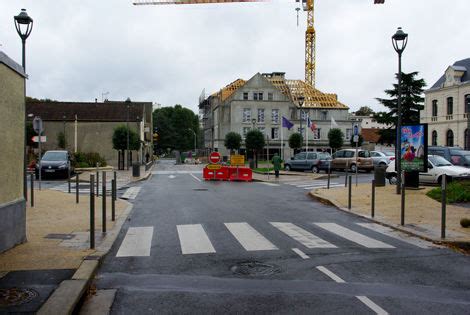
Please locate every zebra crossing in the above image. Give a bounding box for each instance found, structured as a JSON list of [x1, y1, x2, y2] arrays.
[[51, 182, 140, 200], [115, 221, 433, 258], [284, 179, 343, 190]]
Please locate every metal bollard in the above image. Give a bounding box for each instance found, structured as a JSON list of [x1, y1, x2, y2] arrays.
[[30, 173, 34, 208], [348, 176, 352, 210], [371, 179, 375, 218], [327, 167, 331, 189], [400, 171, 405, 226], [441, 174, 447, 239], [113, 171, 117, 201], [345, 169, 349, 187], [76, 173, 79, 204], [96, 171, 100, 197], [102, 171, 107, 233], [111, 179, 116, 221], [68, 169, 71, 194], [90, 174, 95, 249]]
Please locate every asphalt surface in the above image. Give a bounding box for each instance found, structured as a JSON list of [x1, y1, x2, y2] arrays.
[[90, 160, 470, 314]]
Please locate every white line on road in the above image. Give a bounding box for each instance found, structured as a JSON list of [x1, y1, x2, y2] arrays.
[[121, 187, 141, 200], [314, 223, 395, 248], [292, 248, 310, 259], [302, 184, 343, 190], [258, 182, 280, 187], [225, 223, 278, 251], [189, 173, 202, 182], [356, 223, 432, 249], [316, 266, 345, 283], [177, 224, 216, 255], [270, 222, 337, 248], [116, 227, 154, 257]]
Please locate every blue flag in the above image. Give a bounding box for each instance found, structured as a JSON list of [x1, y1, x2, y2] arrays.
[[282, 116, 294, 130]]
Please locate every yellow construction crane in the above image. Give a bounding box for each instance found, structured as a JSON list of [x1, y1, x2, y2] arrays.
[[133, 0, 384, 88]]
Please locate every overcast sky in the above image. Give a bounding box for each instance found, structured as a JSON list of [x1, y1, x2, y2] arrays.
[[1, 0, 469, 114]]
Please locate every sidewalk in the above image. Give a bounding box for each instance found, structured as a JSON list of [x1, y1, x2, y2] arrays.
[[310, 183, 470, 245], [0, 189, 132, 313], [252, 171, 336, 183]]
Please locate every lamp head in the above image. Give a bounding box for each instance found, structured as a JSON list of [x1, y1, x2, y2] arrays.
[[14, 9, 33, 39], [392, 27, 408, 54]]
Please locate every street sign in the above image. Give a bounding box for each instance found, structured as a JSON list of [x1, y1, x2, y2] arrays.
[[353, 135, 359, 143], [33, 116, 43, 134], [206, 164, 222, 170], [32, 136, 47, 143], [230, 154, 245, 166], [353, 124, 359, 136], [209, 152, 221, 164]]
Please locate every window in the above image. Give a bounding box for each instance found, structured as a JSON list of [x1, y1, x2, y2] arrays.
[[307, 153, 317, 160], [272, 109, 279, 124], [432, 130, 437, 146], [321, 111, 327, 120], [344, 151, 354, 158], [242, 127, 250, 138], [242, 108, 251, 123], [271, 127, 279, 139], [447, 97, 453, 115], [465, 95, 470, 113], [446, 129, 454, 146], [334, 150, 345, 158], [432, 100, 438, 117], [346, 129, 352, 140], [257, 108, 265, 123], [268, 93, 273, 101], [243, 92, 248, 100], [253, 92, 263, 101], [370, 152, 380, 157], [295, 153, 307, 160]]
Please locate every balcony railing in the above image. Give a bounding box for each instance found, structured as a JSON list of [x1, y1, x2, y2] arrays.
[[431, 117, 438, 122], [446, 115, 453, 120]]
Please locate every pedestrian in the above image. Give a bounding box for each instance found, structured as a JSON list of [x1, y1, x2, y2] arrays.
[[145, 152, 150, 163], [272, 153, 281, 179]]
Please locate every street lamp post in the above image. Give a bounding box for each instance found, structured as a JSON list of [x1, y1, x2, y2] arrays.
[[392, 27, 408, 194], [14, 8, 33, 201], [298, 96, 305, 149], [125, 98, 131, 170]]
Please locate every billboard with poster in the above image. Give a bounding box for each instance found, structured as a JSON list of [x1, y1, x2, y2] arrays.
[[400, 124, 428, 172]]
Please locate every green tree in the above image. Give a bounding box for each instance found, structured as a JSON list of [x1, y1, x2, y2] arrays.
[[224, 132, 242, 153], [288, 133, 303, 152], [57, 132, 66, 149], [328, 128, 344, 151], [112, 125, 140, 170], [354, 106, 374, 116], [153, 105, 200, 153], [245, 129, 265, 168], [350, 134, 363, 147]]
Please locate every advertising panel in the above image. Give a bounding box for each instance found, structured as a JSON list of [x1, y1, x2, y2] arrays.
[[400, 124, 428, 172]]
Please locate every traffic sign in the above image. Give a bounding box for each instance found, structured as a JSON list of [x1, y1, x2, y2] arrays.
[[209, 152, 221, 164], [206, 164, 222, 170], [353, 135, 359, 143], [230, 155, 245, 166], [353, 124, 359, 136], [32, 136, 47, 143], [33, 116, 43, 134]]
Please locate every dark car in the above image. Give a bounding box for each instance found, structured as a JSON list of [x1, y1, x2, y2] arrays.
[[428, 146, 470, 167], [36, 150, 74, 179], [284, 152, 331, 173]]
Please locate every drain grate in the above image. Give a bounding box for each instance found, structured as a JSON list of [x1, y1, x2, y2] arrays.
[[231, 261, 282, 276], [45, 233, 74, 240], [0, 288, 38, 307], [192, 188, 208, 191]]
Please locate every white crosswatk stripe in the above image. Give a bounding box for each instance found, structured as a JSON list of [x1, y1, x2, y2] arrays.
[[356, 296, 389, 315], [121, 187, 141, 200], [225, 223, 278, 251], [314, 223, 395, 248], [270, 222, 336, 248], [292, 248, 310, 259], [177, 224, 216, 255], [116, 227, 154, 257], [356, 223, 432, 249], [303, 184, 343, 190]]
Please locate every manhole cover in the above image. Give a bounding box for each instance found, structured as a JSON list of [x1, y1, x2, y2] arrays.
[[231, 261, 282, 276], [45, 233, 74, 240], [0, 288, 38, 307], [192, 188, 208, 191]]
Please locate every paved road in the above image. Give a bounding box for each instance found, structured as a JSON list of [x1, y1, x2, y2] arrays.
[[88, 160, 470, 314]]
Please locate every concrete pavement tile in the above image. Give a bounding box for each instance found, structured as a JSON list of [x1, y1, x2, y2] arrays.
[[79, 289, 117, 315]]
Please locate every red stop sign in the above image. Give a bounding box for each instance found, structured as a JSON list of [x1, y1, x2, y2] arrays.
[[209, 152, 221, 164]]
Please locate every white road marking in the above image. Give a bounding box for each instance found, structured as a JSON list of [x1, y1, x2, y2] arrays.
[[152, 171, 203, 175], [189, 173, 202, 182], [116, 227, 154, 257], [292, 248, 310, 259], [356, 296, 389, 315], [314, 223, 395, 249], [168, 175, 176, 179], [270, 222, 336, 248], [177, 224, 216, 255], [302, 184, 343, 190], [121, 187, 141, 200], [356, 223, 432, 249], [258, 182, 280, 187], [225, 223, 278, 251], [316, 266, 345, 283]]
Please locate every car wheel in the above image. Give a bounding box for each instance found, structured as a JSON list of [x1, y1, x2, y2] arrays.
[[350, 164, 357, 173], [379, 162, 387, 167], [312, 166, 319, 173], [285, 165, 291, 171], [388, 174, 397, 185]]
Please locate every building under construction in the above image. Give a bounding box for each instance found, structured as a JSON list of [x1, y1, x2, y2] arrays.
[[199, 72, 353, 159]]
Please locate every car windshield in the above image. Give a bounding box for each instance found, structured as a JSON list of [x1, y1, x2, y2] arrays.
[[42, 152, 67, 161], [429, 155, 452, 167], [384, 152, 395, 156]]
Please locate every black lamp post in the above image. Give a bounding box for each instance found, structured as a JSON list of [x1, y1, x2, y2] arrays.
[[14, 8, 33, 201], [125, 98, 131, 170], [392, 27, 408, 194]]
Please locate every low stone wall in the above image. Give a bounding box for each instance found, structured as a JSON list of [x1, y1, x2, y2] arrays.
[[0, 199, 26, 253]]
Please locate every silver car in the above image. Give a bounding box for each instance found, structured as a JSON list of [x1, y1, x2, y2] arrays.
[[370, 151, 395, 167], [284, 152, 331, 173]]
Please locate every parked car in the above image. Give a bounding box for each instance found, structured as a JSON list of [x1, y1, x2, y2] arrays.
[[370, 151, 395, 166], [385, 155, 470, 185], [284, 151, 331, 173], [36, 150, 74, 179], [330, 149, 373, 172], [428, 146, 470, 167]]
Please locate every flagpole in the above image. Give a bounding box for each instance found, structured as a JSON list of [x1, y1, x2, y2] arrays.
[[281, 123, 284, 161], [306, 118, 309, 152]]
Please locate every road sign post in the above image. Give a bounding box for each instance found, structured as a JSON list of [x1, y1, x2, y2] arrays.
[[353, 124, 359, 187], [33, 116, 43, 190]]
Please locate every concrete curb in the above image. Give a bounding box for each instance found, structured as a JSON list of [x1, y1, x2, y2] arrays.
[[38, 201, 134, 315], [308, 190, 470, 248]]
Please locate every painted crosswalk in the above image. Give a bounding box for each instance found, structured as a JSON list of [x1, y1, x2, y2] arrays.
[[121, 187, 141, 200], [285, 180, 343, 190], [115, 221, 433, 258]]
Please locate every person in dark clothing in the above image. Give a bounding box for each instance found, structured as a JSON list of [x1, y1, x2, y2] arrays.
[[272, 153, 281, 179]]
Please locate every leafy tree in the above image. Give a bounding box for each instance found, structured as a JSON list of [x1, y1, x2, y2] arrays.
[[153, 105, 200, 153], [112, 125, 140, 170], [288, 133, 303, 152], [26, 96, 57, 103], [328, 128, 344, 151], [245, 129, 265, 168], [57, 132, 66, 149], [350, 134, 363, 147], [224, 132, 242, 153], [355, 106, 374, 116]]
